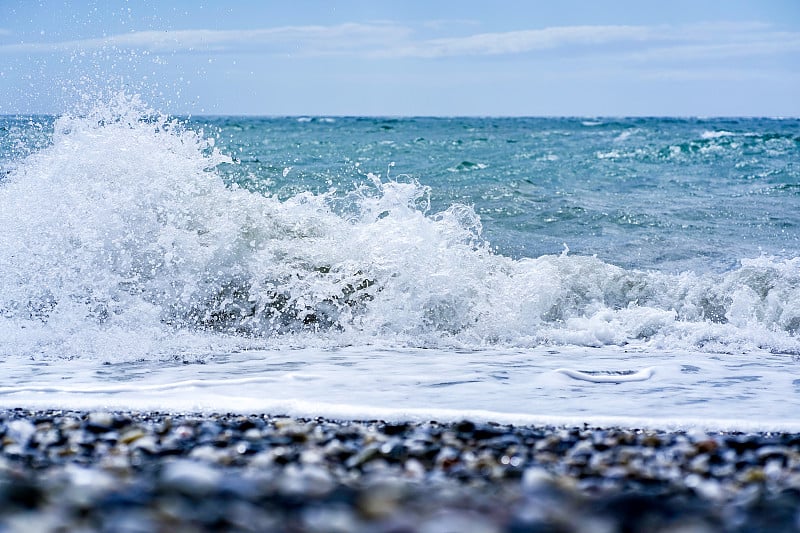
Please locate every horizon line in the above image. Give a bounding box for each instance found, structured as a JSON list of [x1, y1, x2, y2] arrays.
[[2, 112, 798, 120]]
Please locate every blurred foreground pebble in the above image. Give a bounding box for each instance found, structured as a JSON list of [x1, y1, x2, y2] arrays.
[[2, 409, 800, 532]]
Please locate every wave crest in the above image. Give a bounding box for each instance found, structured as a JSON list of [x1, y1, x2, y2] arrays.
[[1, 94, 798, 359]]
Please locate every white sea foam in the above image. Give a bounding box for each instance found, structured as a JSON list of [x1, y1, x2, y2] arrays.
[[0, 94, 798, 364], [613, 130, 634, 142], [595, 150, 621, 159], [1, 346, 798, 432], [700, 130, 736, 139], [554, 367, 654, 383]]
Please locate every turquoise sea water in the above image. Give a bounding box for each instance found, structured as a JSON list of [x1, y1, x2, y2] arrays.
[[0, 97, 798, 429]]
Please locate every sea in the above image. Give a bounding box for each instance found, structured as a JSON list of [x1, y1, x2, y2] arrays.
[[1, 93, 798, 431]]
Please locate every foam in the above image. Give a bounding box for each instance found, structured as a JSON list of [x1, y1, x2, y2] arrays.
[[0, 94, 798, 362], [0, 342, 796, 432], [6, 397, 800, 433], [554, 368, 655, 383], [2, 388, 798, 434], [700, 130, 739, 139]]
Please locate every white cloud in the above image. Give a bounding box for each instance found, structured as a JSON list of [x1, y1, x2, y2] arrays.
[[375, 21, 800, 61], [1, 20, 797, 67], [377, 25, 655, 58], [609, 22, 800, 63], [0, 23, 412, 56], [623, 35, 800, 63]]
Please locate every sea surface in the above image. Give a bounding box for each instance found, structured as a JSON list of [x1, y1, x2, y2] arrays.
[[1, 94, 799, 430]]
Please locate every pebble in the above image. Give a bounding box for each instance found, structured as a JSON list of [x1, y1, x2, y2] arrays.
[[161, 459, 222, 497], [1, 411, 800, 531]]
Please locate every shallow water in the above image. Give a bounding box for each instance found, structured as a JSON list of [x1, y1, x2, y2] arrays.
[[1, 346, 799, 432], [0, 95, 798, 430]]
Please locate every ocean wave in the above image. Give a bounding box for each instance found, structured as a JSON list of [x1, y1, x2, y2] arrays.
[[0, 94, 798, 360]]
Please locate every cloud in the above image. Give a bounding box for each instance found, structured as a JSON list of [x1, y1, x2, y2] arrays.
[[607, 22, 800, 63], [377, 25, 655, 58], [0, 23, 412, 56], [375, 21, 800, 61], [1, 20, 797, 67]]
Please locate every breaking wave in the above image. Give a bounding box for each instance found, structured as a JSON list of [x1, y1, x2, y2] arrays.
[[1, 94, 798, 360]]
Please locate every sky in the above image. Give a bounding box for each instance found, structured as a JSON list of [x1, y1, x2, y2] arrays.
[[1, 1, 799, 116]]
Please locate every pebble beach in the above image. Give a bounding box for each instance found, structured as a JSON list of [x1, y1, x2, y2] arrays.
[[2, 410, 800, 532]]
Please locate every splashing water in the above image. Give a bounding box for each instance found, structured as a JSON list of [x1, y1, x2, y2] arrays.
[[0, 94, 798, 364]]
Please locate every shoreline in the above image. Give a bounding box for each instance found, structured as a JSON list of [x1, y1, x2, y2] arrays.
[[2, 409, 800, 532], [7, 391, 800, 435]]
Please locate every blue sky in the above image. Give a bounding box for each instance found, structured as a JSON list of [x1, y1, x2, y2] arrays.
[[1, 1, 799, 116]]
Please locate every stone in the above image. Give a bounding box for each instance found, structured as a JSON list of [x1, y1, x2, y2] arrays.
[[160, 459, 222, 497]]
